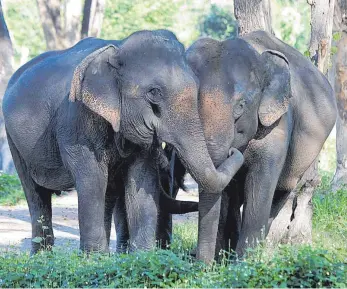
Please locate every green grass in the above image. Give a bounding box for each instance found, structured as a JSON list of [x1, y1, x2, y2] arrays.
[[312, 174, 347, 259], [0, 241, 345, 288], [0, 187, 346, 288], [0, 173, 25, 206]]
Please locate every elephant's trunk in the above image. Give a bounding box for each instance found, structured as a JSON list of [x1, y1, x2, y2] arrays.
[[170, 115, 244, 194], [158, 77, 243, 194]]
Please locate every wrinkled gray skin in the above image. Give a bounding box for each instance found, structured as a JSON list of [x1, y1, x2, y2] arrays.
[[3, 30, 241, 255], [166, 30, 336, 263]]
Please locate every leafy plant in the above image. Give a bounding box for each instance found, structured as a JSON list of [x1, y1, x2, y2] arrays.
[[198, 4, 237, 40], [0, 173, 24, 206]]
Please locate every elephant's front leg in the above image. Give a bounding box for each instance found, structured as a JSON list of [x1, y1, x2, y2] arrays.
[[236, 122, 289, 257], [197, 191, 222, 262], [125, 153, 160, 251], [114, 192, 129, 253], [63, 146, 109, 252]]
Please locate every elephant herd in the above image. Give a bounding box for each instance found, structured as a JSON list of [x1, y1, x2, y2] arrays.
[[3, 29, 336, 264]]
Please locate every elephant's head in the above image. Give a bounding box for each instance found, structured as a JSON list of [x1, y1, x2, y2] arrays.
[[69, 30, 241, 193], [186, 37, 291, 166]]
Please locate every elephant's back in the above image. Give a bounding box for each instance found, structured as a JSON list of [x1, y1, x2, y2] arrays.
[[3, 37, 118, 163], [242, 30, 336, 136], [243, 31, 337, 191]]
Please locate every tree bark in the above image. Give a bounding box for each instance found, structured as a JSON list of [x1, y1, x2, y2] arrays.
[[234, 0, 274, 36], [36, 0, 65, 50], [81, 0, 105, 39], [89, 0, 105, 37], [332, 0, 347, 190], [37, 0, 83, 50], [308, 0, 336, 74], [81, 0, 92, 39], [64, 0, 82, 47], [0, 0, 15, 173]]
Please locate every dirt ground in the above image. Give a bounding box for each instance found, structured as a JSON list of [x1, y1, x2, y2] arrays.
[[0, 176, 198, 252]]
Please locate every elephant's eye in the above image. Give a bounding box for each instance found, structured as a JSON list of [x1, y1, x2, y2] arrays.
[[146, 87, 162, 117], [234, 98, 246, 120], [146, 87, 162, 102]]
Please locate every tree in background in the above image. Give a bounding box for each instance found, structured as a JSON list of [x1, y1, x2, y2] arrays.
[[4, 0, 44, 62], [272, 0, 310, 54], [234, 0, 273, 35], [81, 0, 105, 38], [331, 0, 347, 189], [101, 0, 184, 41], [36, 0, 82, 50], [36, 0, 106, 50], [0, 0, 15, 173], [308, 0, 335, 73], [198, 4, 237, 40]]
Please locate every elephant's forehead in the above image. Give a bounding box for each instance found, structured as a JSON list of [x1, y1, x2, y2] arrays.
[[170, 85, 198, 117], [199, 88, 233, 137]]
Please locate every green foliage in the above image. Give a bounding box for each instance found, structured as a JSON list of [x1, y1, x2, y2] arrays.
[[101, 0, 182, 41], [313, 183, 347, 256], [3, 0, 312, 62], [0, 173, 24, 206], [0, 245, 345, 288], [198, 4, 237, 40], [4, 0, 45, 66], [333, 32, 342, 42], [272, 0, 311, 54], [0, 187, 346, 288]]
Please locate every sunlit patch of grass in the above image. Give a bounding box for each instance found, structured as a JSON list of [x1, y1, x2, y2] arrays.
[[312, 188, 347, 260], [171, 221, 198, 254]]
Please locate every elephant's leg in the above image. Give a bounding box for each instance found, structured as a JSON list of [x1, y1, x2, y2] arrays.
[[156, 152, 185, 249], [236, 121, 289, 257], [156, 182, 179, 249], [105, 172, 130, 252], [114, 191, 129, 253], [216, 178, 244, 257], [125, 153, 160, 251], [104, 183, 117, 248], [7, 134, 54, 254], [62, 146, 109, 252]]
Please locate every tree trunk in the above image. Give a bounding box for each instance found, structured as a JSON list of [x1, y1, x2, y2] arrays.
[[0, 0, 15, 174], [37, 0, 83, 50], [81, 0, 105, 39], [36, 0, 65, 50], [64, 0, 82, 47], [81, 0, 92, 39], [308, 0, 336, 74], [332, 0, 347, 190], [89, 0, 105, 37], [267, 0, 335, 246], [234, 0, 274, 36]]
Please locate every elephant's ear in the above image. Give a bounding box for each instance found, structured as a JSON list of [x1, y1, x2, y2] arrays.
[[69, 45, 121, 132], [258, 50, 291, 127]]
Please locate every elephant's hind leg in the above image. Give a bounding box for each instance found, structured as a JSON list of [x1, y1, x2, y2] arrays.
[[7, 133, 55, 254]]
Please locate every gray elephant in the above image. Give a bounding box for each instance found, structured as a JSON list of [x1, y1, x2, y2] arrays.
[[161, 30, 336, 263], [3, 30, 243, 254]]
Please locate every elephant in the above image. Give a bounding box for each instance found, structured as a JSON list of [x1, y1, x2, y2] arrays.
[[159, 30, 336, 263], [3, 29, 243, 255]]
